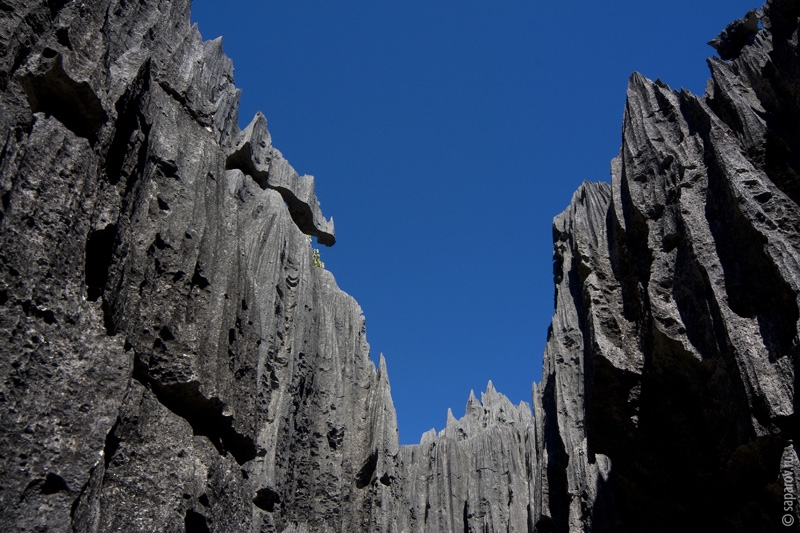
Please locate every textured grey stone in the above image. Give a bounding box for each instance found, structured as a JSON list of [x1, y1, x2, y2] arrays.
[[0, 1, 374, 531], [533, 2, 800, 531], [377, 383, 537, 532], [707, 8, 760, 61], [0, 1, 798, 532], [226, 112, 336, 246]]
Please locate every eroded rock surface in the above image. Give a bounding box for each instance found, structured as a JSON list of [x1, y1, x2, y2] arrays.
[[0, 1, 377, 531], [226, 112, 335, 246], [533, 2, 800, 531], [379, 383, 537, 532], [0, 0, 797, 532]]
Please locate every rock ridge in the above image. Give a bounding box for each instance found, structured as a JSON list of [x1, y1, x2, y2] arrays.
[[532, 3, 800, 531], [0, 1, 374, 531], [226, 112, 336, 246], [0, 1, 798, 532]]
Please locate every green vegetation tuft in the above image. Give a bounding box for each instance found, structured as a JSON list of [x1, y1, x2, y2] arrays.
[[307, 235, 325, 268]]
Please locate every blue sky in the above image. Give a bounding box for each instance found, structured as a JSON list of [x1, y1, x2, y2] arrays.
[[191, 0, 760, 444]]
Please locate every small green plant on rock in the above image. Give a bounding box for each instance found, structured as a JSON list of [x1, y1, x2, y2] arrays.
[[307, 235, 325, 268], [312, 248, 325, 268]]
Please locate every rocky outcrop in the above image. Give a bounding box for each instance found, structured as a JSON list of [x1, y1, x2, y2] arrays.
[[380, 383, 537, 532], [226, 112, 335, 246], [533, 2, 800, 531], [0, 0, 798, 532], [0, 1, 377, 531]]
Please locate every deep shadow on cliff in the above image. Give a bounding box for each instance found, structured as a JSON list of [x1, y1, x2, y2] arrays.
[[0, 1, 798, 532], [534, 3, 800, 531]]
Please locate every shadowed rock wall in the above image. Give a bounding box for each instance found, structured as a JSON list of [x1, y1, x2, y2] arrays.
[[533, 3, 800, 531], [0, 1, 797, 532]]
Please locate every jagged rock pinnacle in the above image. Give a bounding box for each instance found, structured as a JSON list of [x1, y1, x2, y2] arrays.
[[226, 112, 336, 246], [0, 1, 797, 531]]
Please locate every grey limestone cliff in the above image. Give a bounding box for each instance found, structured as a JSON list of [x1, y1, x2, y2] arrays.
[[381, 383, 537, 532], [0, 0, 798, 532], [533, 2, 800, 531], [0, 1, 382, 531]]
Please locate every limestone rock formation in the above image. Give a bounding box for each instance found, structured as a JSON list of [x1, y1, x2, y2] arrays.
[[226, 112, 336, 246], [0, 1, 377, 531], [533, 2, 800, 530], [0, 0, 798, 532], [380, 383, 537, 532]]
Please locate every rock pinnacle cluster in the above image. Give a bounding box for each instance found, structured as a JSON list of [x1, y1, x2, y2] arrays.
[[0, 1, 798, 531]]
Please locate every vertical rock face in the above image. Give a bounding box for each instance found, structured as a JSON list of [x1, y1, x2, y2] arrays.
[[534, 2, 800, 531], [0, 1, 797, 532], [0, 1, 382, 531], [380, 383, 537, 533]]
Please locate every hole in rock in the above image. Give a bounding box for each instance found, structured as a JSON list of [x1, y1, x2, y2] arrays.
[[46, 0, 68, 18], [85, 224, 117, 302], [103, 419, 121, 468], [55, 27, 71, 49], [19, 58, 107, 142], [184, 510, 210, 533], [253, 487, 280, 512], [191, 262, 211, 290], [355, 451, 378, 489], [40, 473, 69, 495]]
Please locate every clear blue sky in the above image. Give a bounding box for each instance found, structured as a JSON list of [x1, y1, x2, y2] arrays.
[[191, 0, 759, 444]]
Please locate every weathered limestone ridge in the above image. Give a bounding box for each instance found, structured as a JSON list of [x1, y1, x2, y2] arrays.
[[226, 112, 336, 246], [0, 1, 378, 531], [438, 381, 534, 442], [0, 0, 798, 532], [379, 384, 537, 533], [533, 2, 800, 531]]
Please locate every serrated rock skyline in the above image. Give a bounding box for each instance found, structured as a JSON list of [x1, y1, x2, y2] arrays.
[[0, 1, 798, 532]]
